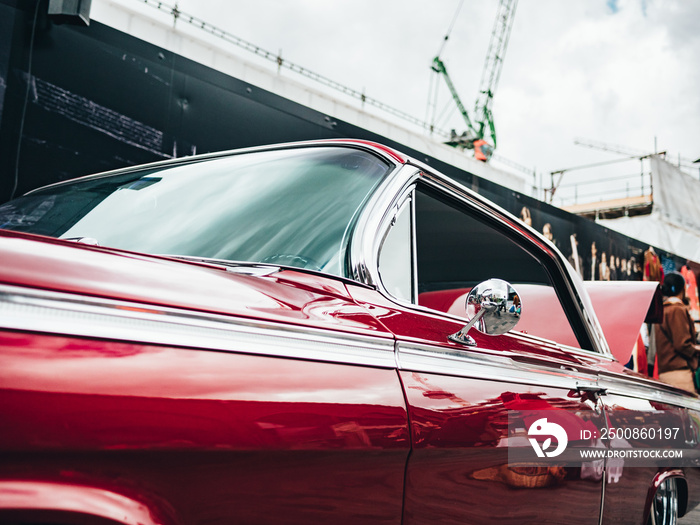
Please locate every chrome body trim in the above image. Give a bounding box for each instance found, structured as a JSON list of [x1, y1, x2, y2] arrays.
[[397, 341, 700, 412], [0, 285, 396, 368], [596, 373, 700, 411], [397, 341, 599, 390], [1, 285, 698, 411]]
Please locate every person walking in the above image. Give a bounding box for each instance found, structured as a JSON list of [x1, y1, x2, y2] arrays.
[[681, 261, 699, 321], [599, 252, 610, 281], [655, 272, 700, 393], [589, 242, 599, 281], [644, 247, 664, 283]]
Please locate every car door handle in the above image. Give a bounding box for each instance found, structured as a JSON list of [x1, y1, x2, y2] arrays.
[[576, 384, 607, 402]]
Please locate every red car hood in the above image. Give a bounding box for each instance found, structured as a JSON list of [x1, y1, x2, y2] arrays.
[[0, 230, 390, 338]]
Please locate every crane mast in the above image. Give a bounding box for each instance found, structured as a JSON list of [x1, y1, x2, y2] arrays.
[[431, 0, 518, 160], [474, 0, 518, 148]]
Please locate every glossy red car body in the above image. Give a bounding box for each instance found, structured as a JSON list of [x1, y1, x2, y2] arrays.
[[0, 140, 698, 525]]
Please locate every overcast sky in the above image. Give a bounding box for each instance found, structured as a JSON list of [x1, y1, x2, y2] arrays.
[[129, 0, 700, 204]]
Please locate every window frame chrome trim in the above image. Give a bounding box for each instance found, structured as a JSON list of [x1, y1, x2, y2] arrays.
[[0, 285, 397, 369], [350, 161, 611, 359], [415, 173, 610, 357], [348, 164, 419, 287], [376, 185, 418, 304], [24, 140, 404, 197]]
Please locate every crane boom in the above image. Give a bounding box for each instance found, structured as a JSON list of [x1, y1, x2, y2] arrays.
[[573, 138, 654, 157], [431, 57, 476, 138], [430, 0, 518, 159], [474, 0, 518, 148]]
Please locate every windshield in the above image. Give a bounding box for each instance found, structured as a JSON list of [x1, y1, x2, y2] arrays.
[[0, 146, 392, 276]]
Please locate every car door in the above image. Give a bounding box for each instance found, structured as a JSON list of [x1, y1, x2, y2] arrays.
[[348, 176, 610, 524], [595, 376, 700, 524], [0, 250, 411, 525]]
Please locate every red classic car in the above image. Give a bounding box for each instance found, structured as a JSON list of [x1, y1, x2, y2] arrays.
[[0, 139, 698, 525]]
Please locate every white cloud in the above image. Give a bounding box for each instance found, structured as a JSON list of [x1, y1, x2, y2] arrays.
[[151, 0, 699, 201]]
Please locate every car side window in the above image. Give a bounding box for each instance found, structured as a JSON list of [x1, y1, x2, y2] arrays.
[[378, 196, 415, 303], [380, 184, 583, 349]]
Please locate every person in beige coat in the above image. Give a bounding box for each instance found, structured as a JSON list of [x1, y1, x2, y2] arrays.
[[655, 272, 700, 393]]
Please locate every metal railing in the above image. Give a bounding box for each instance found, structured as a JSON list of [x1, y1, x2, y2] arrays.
[[552, 170, 653, 207], [138, 0, 450, 138]]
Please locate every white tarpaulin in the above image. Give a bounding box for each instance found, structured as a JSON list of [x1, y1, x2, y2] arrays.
[[599, 156, 700, 262]]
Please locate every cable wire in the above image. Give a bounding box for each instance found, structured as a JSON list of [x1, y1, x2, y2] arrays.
[[138, 0, 449, 137], [436, 0, 465, 59], [11, 0, 42, 199]]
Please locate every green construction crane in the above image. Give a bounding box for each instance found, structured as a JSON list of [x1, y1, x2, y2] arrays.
[[432, 0, 518, 160], [431, 56, 478, 144]]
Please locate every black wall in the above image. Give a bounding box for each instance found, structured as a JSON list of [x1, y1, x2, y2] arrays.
[[0, 0, 688, 275]]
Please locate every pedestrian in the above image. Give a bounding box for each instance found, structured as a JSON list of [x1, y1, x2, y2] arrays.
[[589, 242, 599, 281], [599, 252, 610, 281], [655, 272, 700, 393], [644, 247, 664, 283], [567, 233, 583, 279], [609, 256, 618, 281], [620, 258, 629, 280], [630, 256, 642, 281], [680, 260, 700, 321]]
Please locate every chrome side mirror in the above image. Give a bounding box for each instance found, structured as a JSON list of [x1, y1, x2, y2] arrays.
[[449, 278, 521, 346]]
